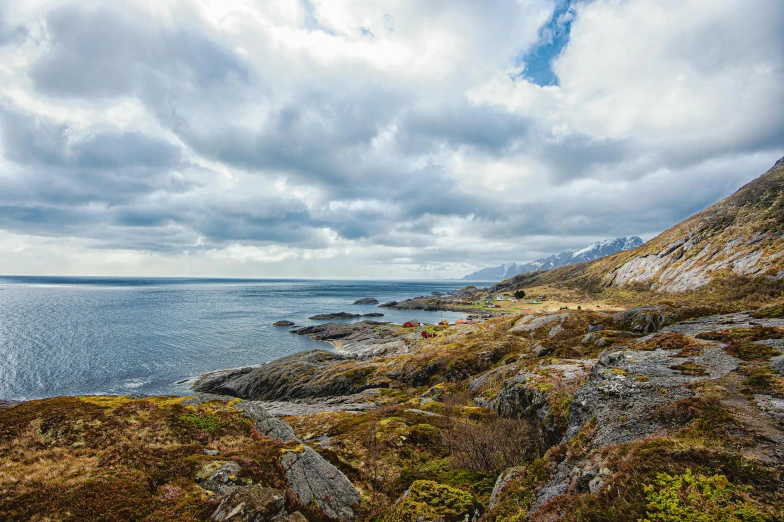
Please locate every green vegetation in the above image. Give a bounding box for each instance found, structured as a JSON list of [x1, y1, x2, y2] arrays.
[[388, 480, 476, 522], [669, 362, 708, 376], [640, 469, 770, 522]]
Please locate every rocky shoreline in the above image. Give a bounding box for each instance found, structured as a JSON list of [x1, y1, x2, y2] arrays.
[[4, 299, 784, 521]]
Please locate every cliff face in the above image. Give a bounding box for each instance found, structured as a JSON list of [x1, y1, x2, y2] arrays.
[[497, 157, 784, 295], [601, 157, 784, 292]]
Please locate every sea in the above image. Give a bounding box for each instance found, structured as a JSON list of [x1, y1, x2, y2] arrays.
[[0, 277, 480, 401]]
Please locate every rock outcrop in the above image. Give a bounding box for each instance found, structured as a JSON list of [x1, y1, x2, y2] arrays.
[[611, 306, 677, 333], [566, 344, 739, 446], [211, 486, 286, 521], [190, 394, 361, 520], [273, 320, 296, 327], [281, 446, 360, 520], [308, 312, 384, 320], [293, 321, 408, 358], [352, 297, 379, 305], [193, 350, 387, 400]]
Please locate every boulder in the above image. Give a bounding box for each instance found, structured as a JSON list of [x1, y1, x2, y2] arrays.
[[234, 401, 298, 442], [273, 320, 295, 327], [771, 354, 784, 375], [532, 343, 550, 358], [612, 306, 677, 333], [489, 467, 524, 508], [511, 313, 568, 334], [491, 373, 560, 444], [282, 446, 360, 520], [211, 486, 286, 522], [197, 461, 242, 494], [352, 297, 379, 305]]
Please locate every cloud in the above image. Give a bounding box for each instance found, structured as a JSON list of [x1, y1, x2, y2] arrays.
[[0, 0, 781, 278]]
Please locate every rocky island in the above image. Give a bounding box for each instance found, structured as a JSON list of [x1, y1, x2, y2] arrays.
[[2, 159, 784, 521]]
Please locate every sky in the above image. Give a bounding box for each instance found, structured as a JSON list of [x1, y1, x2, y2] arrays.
[[0, 0, 782, 279]]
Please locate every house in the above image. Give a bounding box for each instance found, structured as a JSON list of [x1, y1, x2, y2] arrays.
[[438, 320, 450, 326], [421, 330, 436, 338], [403, 320, 420, 328], [496, 294, 506, 300], [455, 319, 469, 325], [494, 304, 501, 308], [520, 309, 533, 315]]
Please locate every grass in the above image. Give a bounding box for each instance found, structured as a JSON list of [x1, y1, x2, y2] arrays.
[[0, 396, 288, 522]]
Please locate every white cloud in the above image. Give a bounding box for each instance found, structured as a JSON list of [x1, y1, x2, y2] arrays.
[[0, 0, 781, 279]]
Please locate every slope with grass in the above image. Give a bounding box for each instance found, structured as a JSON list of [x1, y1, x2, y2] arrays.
[[493, 157, 784, 307]]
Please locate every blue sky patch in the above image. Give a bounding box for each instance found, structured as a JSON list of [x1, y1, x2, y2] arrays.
[[517, 0, 577, 86]]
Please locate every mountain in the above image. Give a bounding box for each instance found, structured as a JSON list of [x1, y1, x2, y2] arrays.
[[461, 236, 643, 281], [494, 157, 784, 297]]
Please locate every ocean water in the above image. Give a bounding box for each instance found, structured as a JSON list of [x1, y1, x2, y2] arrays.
[[0, 277, 477, 400]]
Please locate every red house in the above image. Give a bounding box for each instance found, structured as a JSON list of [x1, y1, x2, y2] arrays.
[[403, 320, 420, 328], [421, 330, 436, 338], [438, 320, 450, 326]]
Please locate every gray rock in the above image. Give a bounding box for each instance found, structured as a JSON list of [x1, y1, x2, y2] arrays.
[[211, 486, 285, 522], [309, 312, 363, 320], [198, 461, 242, 494], [491, 373, 559, 444], [582, 332, 601, 344], [282, 446, 360, 520], [533, 344, 550, 358], [272, 513, 308, 522], [588, 324, 604, 333], [511, 313, 568, 334], [234, 401, 299, 442], [530, 482, 568, 512], [204, 449, 220, 456], [352, 297, 379, 305], [182, 393, 236, 408], [566, 345, 739, 446], [193, 350, 385, 400], [273, 320, 295, 327], [771, 354, 784, 375], [612, 306, 676, 333], [588, 476, 604, 493], [490, 467, 524, 508]]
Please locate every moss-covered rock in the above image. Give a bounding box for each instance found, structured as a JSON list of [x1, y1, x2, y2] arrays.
[[392, 480, 478, 522]]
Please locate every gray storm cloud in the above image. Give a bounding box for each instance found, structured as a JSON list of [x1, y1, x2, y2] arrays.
[[0, 0, 782, 278]]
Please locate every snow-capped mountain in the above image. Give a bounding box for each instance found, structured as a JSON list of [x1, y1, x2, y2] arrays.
[[461, 237, 644, 281]]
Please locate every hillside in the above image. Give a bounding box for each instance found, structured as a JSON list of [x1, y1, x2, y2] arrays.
[[493, 157, 784, 304], [462, 237, 643, 281]]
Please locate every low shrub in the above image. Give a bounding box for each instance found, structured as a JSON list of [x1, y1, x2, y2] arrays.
[[442, 415, 545, 474]]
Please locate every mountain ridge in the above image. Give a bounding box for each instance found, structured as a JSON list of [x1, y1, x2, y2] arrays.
[[492, 156, 784, 301], [462, 236, 643, 281]]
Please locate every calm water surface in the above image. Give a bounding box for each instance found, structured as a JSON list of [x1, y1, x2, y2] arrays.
[[0, 277, 478, 400]]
